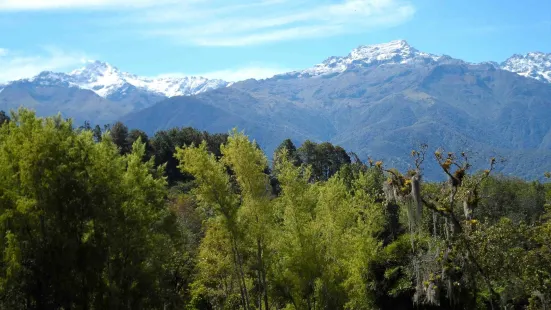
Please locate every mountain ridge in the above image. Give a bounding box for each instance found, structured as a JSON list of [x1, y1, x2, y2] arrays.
[[1, 40, 550, 98], [1, 60, 228, 104]]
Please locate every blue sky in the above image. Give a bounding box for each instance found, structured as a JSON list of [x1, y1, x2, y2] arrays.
[[0, 0, 550, 82]]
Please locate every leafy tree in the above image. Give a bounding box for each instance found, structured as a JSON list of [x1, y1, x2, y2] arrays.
[[79, 120, 92, 131], [176, 138, 245, 308], [151, 127, 228, 185], [0, 110, 10, 126], [476, 176, 546, 223], [297, 140, 318, 172], [177, 130, 274, 310], [273, 138, 301, 168], [296, 140, 351, 181], [128, 128, 152, 158], [109, 121, 131, 154], [221, 130, 273, 310], [92, 124, 103, 142], [0, 108, 186, 309]]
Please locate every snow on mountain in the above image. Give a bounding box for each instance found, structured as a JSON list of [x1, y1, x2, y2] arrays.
[[24, 60, 228, 98], [500, 52, 551, 83], [4, 41, 551, 103], [281, 40, 442, 78], [274, 40, 551, 85]]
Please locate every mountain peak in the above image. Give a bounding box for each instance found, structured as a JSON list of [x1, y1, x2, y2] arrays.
[[64, 60, 125, 97], [290, 39, 439, 78], [501, 51, 551, 83], [347, 39, 421, 63], [354, 39, 410, 52], [69, 60, 120, 78]]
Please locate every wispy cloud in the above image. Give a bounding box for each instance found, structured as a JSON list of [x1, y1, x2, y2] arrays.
[[158, 63, 294, 81], [0, 0, 415, 46], [142, 0, 416, 46], [0, 0, 177, 10], [0, 47, 89, 82]]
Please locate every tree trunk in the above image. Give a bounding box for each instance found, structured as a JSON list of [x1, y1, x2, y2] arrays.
[[257, 238, 269, 310], [232, 237, 250, 310], [411, 174, 422, 226]]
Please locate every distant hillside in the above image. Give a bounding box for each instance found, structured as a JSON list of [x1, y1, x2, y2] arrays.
[[122, 41, 551, 179]]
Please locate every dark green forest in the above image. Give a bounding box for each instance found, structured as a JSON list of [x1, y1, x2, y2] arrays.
[[1, 108, 550, 309]]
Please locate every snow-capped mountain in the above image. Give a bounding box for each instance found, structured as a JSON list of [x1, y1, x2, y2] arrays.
[[2, 39, 551, 129], [276, 40, 551, 85], [4, 41, 551, 101], [0, 61, 231, 124], [501, 52, 551, 83], [24, 60, 229, 99], [280, 40, 442, 78]]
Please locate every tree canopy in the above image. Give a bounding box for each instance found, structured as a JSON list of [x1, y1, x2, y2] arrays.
[[0, 108, 550, 309]]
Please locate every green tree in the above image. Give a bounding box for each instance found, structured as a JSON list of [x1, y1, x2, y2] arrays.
[[109, 121, 131, 154], [0, 110, 10, 126], [177, 130, 274, 310], [176, 138, 247, 308], [296, 140, 351, 181], [92, 124, 103, 142], [0, 109, 186, 309], [221, 130, 273, 310], [273, 138, 301, 169], [151, 127, 228, 185], [128, 128, 152, 158]]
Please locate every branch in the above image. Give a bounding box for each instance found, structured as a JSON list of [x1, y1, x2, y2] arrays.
[[383, 168, 401, 180], [421, 198, 463, 233]]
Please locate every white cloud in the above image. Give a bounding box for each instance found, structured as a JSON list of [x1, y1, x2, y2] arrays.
[[0, 0, 177, 10], [141, 0, 416, 46], [0, 0, 415, 46], [0, 47, 89, 83], [158, 64, 294, 82], [190, 25, 341, 47]]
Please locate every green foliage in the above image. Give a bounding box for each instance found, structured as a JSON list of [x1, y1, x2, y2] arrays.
[[476, 175, 546, 223], [296, 140, 351, 181], [0, 109, 188, 309], [273, 139, 301, 169], [0, 110, 10, 126], [109, 121, 131, 154], [2, 110, 550, 310], [150, 127, 228, 185]]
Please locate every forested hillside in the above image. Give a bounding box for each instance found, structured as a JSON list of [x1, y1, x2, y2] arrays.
[[1, 109, 551, 309]]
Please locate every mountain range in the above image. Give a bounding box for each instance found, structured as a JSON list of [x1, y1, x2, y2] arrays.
[[2, 40, 551, 179], [0, 61, 228, 124]]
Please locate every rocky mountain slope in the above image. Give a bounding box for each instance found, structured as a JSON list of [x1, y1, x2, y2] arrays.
[[501, 52, 551, 83]]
